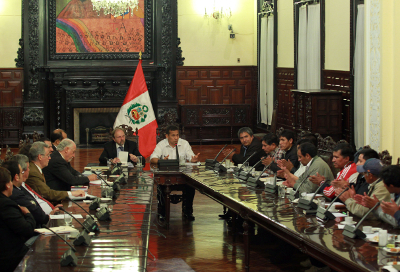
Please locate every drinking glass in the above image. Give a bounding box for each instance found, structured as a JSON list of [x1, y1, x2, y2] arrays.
[[225, 159, 231, 168], [318, 198, 325, 209], [64, 213, 72, 226], [278, 186, 286, 198], [137, 156, 143, 167], [179, 157, 186, 166]]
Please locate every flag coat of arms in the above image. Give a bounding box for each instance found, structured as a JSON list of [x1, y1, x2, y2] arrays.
[[114, 59, 158, 158]]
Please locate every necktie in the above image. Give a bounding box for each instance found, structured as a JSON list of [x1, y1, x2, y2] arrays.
[[119, 146, 124, 151], [24, 183, 55, 210]]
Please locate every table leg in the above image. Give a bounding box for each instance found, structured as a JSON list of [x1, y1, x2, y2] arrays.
[[165, 184, 171, 230], [243, 220, 250, 272]]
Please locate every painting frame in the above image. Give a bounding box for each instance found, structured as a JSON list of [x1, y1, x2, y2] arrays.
[[48, 0, 153, 60]]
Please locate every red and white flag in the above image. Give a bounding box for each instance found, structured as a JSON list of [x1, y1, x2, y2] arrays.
[[114, 59, 158, 158]]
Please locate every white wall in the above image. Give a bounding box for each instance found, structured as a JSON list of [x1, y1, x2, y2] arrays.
[[277, 0, 294, 68], [0, 0, 21, 68], [178, 0, 256, 66]]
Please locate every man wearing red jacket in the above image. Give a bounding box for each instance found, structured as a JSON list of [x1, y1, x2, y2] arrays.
[[309, 143, 358, 199]]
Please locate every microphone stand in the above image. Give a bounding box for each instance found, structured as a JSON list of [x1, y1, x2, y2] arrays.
[[43, 226, 77, 267], [215, 148, 236, 172], [205, 144, 228, 169], [238, 158, 264, 181], [91, 171, 117, 196], [60, 207, 92, 246], [297, 181, 326, 212], [233, 152, 257, 175], [343, 202, 381, 239], [248, 165, 270, 189], [316, 187, 349, 220], [69, 199, 99, 232], [288, 174, 310, 201]]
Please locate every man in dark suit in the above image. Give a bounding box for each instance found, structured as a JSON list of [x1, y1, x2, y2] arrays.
[[272, 129, 300, 174], [0, 166, 36, 272], [226, 127, 263, 167], [99, 127, 145, 165], [50, 132, 63, 151], [3, 160, 60, 228], [44, 139, 97, 191]]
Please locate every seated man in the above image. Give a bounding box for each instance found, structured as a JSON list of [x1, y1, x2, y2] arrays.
[[53, 128, 67, 139], [283, 142, 334, 195], [38, 137, 54, 154], [335, 158, 390, 219], [261, 133, 284, 170], [228, 127, 262, 167], [281, 138, 316, 180], [271, 129, 300, 174], [44, 139, 97, 191], [150, 125, 199, 221], [25, 142, 85, 203], [358, 165, 400, 226], [99, 127, 145, 165], [351, 148, 380, 196], [309, 143, 358, 199], [3, 160, 60, 228], [50, 132, 63, 150]]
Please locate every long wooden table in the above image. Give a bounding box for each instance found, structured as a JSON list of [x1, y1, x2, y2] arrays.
[[155, 164, 399, 272], [15, 167, 154, 271]]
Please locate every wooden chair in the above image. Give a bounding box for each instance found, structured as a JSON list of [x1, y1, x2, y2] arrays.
[[156, 111, 185, 143], [4, 145, 13, 162], [116, 125, 139, 145]]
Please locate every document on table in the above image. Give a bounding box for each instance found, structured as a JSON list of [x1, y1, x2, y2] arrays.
[[50, 214, 83, 219], [35, 226, 78, 235], [118, 151, 128, 163], [89, 180, 113, 186], [69, 193, 97, 200]]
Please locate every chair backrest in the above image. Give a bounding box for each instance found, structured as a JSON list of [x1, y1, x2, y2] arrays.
[[116, 125, 139, 145], [156, 111, 185, 143]]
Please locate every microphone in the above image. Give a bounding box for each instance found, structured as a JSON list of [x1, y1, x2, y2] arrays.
[[215, 148, 236, 172], [175, 143, 179, 161], [233, 152, 257, 174], [111, 162, 122, 175], [205, 144, 228, 168], [59, 207, 92, 246], [89, 197, 101, 210], [297, 181, 326, 212], [43, 226, 77, 267], [69, 199, 99, 232], [317, 187, 349, 220], [91, 170, 117, 195], [96, 206, 111, 221], [288, 174, 310, 201], [343, 201, 381, 239], [238, 157, 265, 181], [158, 144, 180, 170], [248, 164, 270, 188]]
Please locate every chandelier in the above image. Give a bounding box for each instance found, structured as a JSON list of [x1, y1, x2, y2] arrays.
[[92, 0, 139, 17]]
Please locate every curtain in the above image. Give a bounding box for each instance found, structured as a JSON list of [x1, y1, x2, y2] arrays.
[[297, 5, 308, 89], [266, 15, 274, 125], [354, 4, 365, 148], [306, 4, 321, 89], [259, 17, 268, 124]]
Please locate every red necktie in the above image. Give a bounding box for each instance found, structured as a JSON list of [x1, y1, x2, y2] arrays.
[[24, 183, 55, 210]]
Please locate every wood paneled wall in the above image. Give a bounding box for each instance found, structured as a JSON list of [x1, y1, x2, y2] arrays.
[[176, 66, 258, 124], [0, 68, 24, 146], [0, 68, 23, 107], [276, 68, 352, 142]]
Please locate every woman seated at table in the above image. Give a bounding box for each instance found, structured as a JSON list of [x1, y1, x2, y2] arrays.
[[0, 167, 36, 272]]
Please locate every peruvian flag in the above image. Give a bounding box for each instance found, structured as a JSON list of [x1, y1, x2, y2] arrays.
[[114, 60, 158, 158]]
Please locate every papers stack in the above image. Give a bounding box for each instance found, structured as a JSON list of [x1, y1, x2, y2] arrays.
[[35, 226, 77, 235]]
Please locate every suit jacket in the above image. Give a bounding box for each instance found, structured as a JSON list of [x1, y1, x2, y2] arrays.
[[232, 137, 263, 166], [44, 150, 89, 191], [0, 193, 36, 271], [10, 185, 49, 228], [25, 162, 68, 202], [270, 145, 299, 174], [293, 156, 334, 195], [99, 140, 145, 165]]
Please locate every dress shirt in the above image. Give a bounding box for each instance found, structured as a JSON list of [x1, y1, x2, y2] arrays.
[[294, 163, 307, 178], [150, 138, 195, 161], [34, 163, 72, 198], [21, 182, 53, 214]]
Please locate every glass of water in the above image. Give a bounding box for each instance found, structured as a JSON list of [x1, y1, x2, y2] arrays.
[[318, 198, 326, 209], [137, 156, 143, 167], [278, 186, 286, 198], [64, 213, 72, 226]]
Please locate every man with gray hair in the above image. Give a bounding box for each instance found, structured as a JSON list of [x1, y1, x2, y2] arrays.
[[44, 139, 97, 191], [224, 127, 263, 167], [26, 141, 85, 202]]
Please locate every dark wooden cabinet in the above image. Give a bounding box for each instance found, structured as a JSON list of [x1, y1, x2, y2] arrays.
[[0, 69, 24, 146], [291, 89, 342, 140], [181, 104, 251, 143]]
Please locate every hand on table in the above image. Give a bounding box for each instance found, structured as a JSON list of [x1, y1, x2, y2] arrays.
[[71, 190, 85, 197], [129, 154, 138, 162], [49, 204, 63, 215], [112, 158, 121, 164], [88, 174, 98, 181]]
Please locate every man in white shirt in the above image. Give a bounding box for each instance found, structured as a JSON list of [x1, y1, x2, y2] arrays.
[[150, 125, 199, 221]]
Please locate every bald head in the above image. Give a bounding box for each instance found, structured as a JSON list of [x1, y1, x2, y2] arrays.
[[53, 129, 67, 139]]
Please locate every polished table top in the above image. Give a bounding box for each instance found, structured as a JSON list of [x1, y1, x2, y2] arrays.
[[15, 168, 154, 272], [155, 164, 400, 272]]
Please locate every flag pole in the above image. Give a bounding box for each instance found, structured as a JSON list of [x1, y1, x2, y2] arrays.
[[139, 51, 142, 60]]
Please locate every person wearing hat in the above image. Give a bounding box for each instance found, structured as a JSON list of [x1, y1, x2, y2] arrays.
[[335, 158, 390, 219], [359, 165, 400, 227]]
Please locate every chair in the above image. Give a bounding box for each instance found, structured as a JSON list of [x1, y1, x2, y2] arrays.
[[116, 125, 139, 145], [156, 111, 185, 143]]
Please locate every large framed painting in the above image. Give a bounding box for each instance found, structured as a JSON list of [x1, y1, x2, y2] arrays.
[[48, 0, 153, 60]]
